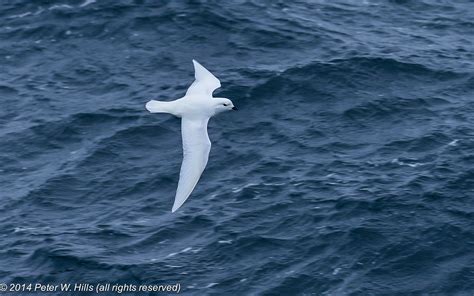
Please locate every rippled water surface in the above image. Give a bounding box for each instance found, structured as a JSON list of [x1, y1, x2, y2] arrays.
[[1, 0, 474, 295]]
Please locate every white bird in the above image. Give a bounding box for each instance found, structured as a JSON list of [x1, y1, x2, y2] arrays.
[[145, 60, 236, 212]]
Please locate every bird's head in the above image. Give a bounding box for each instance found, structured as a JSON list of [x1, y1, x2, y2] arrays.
[[213, 97, 237, 114]]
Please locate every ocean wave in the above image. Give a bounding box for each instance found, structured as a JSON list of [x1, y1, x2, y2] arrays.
[[2, 0, 474, 294]]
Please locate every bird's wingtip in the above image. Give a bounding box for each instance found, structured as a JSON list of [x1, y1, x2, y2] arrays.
[[171, 203, 180, 213]]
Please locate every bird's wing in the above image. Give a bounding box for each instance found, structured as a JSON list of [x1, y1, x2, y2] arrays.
[[185, 60, 221, 97], [172, 117, 211, 212]]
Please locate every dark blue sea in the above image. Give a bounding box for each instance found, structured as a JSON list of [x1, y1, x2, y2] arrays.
[[1, 0, 474, 295]]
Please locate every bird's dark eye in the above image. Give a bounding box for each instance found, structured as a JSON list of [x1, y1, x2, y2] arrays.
[[223, 103, 228, 106]]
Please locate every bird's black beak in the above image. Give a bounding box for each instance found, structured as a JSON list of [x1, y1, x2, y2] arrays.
[[232, 106, 238, 111]]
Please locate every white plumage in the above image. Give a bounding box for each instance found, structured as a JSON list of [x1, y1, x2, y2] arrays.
[[146, 60, 236, 212]]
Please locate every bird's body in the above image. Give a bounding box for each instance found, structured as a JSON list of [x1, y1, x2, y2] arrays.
[[145, 60, 236, 212], [147, 96, 225, 118]]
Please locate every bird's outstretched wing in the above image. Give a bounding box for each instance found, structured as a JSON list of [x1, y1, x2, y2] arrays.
[[172, 117, 211, 212], [185, 60, 221, 97]]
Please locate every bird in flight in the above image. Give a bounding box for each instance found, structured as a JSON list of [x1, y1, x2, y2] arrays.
[[145, 60, 236, 212]]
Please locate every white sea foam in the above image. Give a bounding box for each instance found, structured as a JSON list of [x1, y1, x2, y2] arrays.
[[11, 11, 32, 18], [14, 227, 36, 233], [80, 0, 97, 7], [165, 246, 198, 258], [391, 158, 424, 168], [448, 139, 459, 146], [231, 183, 259, 193], [49, 4, 73, 10], [181, 247, 192, 253], [218, 240, 232, 244], [9, 8, 43, 19]]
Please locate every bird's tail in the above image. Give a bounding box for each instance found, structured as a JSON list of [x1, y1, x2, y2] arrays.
[[145, 100, 174, 114]]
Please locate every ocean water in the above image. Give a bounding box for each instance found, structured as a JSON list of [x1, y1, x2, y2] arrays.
[[1, 0, 474, 295]]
